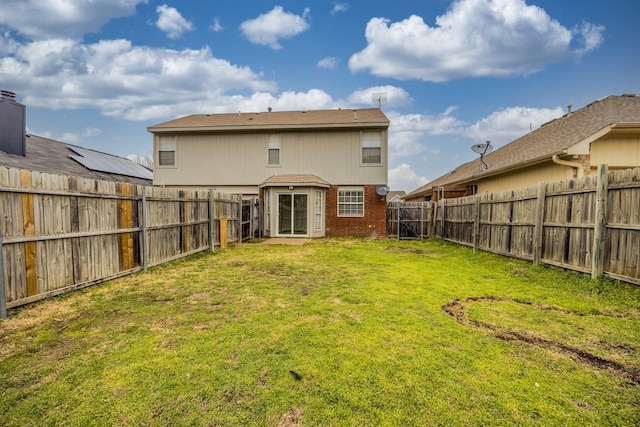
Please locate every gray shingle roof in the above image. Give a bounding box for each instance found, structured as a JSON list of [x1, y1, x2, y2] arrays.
[[0, 134, 152, 186], [407, 94, 640, 198]]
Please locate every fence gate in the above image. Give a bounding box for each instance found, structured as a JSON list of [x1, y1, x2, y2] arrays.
[[241, 198, 262, 241], [387, 202, 433, 239]]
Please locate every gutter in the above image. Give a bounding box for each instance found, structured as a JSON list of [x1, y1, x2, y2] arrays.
[[147, 121, 389, 133], [552, 155, 583, 178]]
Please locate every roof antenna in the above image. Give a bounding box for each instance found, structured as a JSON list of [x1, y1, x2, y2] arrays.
[[372, 92, 388, 109], [471, 141, 493, 171]]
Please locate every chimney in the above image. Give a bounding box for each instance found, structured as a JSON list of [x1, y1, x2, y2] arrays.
[[0, 90, 26, 156]]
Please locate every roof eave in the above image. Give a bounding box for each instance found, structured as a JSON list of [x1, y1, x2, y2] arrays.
[[147, 121, 389, 133]]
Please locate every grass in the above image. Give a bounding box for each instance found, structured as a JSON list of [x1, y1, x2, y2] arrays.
[[1, 238, 639, 426]]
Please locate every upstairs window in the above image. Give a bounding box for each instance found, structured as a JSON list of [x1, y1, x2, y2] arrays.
[[362, 131, 381, 164], [268, 133, 281, 165], [158, 135, 176, 166]]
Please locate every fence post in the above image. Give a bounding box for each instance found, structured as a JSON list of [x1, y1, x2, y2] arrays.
[[209, 190, 215, 252], [473, 195, 480, 252], [397, 202, 400, 239], [141, 187, 148, 271], [533, 182, 546, 264], [0, 233, 7, 320], [592, 164, 608, 279], [420, 202, 424, 240], [237, 193, 243, 243], [441, 199, 447, 240]]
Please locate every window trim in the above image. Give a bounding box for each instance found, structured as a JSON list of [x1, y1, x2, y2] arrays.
[[157, 135, 177, 168], [267, 133, 281, 166], [361, 130, 382, 165], [314, 189, 323, 231], [337, 186, 364, 217]]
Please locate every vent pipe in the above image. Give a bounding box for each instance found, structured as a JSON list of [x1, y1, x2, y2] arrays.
[[1, 90, 17, 101], [0, 90, 27, 156]]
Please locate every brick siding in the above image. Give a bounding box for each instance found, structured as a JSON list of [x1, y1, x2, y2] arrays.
[[325, 185, 387, 238]]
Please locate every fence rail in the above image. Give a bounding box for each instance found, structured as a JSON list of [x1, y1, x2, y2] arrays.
[[386, 201, 433, 239], [0, 167, 260, 317], [421, 165, 640, 285]]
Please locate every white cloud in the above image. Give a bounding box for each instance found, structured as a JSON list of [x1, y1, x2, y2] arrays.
[[388, 163, 429, 192], [317, 56, 338, 69], [349, 0, 601, 81], [0, 38, 277, 121], [240, 89, 336, 113], [348, 86, 413, 108], [386, 108, 466, 160], [464, 106, 564, 146], [59, 132, 81, 144], [0, 0, 144, 40], [83, 127, 102, 137], [331, 3, 349, 14], [240, 6, 310, 50], [573, 22, 605, 56], [156, 4, 194, 39], [210, 18, 224, 33]]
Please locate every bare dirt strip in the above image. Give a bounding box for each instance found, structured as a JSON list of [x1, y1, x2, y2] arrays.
[[442, 296, 640, 385]]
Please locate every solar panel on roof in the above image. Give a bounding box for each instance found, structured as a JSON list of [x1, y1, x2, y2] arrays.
[[67, 146, 153, 180]]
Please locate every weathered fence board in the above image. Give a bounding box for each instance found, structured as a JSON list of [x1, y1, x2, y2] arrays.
[[386, 202, 433, 239], [394, 166, 640, 286], [0, 166, 258, 316]]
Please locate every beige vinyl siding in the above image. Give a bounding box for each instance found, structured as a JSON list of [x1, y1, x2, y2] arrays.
[[476, 162, 574, 194], [153, 129, 388, 188], [590, 134, 640, 170]]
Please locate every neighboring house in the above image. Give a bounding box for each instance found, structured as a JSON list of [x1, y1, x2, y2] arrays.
[[406, 94, 640, 201], [386, 191, 406, 203], [0, 91, 152, 186], [147, 108, 390, 238]]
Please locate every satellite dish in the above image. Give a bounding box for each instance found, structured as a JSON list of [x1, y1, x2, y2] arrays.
[[471, 142, 493, 154], [376, 184, 390, 196], [471, 141, 493, 170], [372, 92, 388, 108]]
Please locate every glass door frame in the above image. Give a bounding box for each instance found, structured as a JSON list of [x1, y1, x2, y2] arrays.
[[276, 192, 308, 237]]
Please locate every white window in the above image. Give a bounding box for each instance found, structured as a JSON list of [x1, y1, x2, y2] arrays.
[[265, 189, 271, 233], [158, 135, 176, 166], [314, 190, 323, 230], [268, 133, 281, 165], [338, 187, 364, 217], [362, 131, 381, 164]]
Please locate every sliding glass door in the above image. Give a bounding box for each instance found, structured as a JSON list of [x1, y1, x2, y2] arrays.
[[278, 194, 307, 236]]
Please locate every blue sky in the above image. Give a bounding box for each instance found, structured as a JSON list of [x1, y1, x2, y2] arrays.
[[1, 0, 638, 191]]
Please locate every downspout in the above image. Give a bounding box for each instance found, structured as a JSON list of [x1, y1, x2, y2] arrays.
[[552, 155, 584, 178]]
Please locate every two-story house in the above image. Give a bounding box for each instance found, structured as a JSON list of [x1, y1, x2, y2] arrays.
[[147, 108, 390, 238]]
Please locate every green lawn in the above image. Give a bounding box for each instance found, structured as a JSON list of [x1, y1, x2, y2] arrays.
[[1, 238, 639, 426]]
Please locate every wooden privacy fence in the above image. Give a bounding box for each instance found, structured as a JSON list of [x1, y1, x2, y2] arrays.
[[387, 201, 433, 239], [0, 166, 260, 318], [431, 165, 640, 285]]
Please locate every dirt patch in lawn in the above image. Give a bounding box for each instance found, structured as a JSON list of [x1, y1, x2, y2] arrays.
[[442, 296, 640, 385]]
